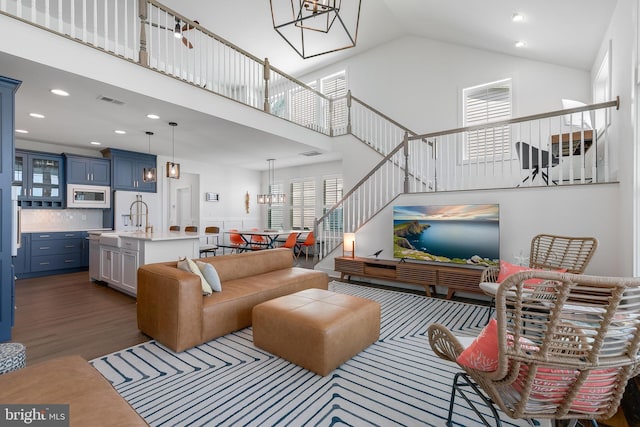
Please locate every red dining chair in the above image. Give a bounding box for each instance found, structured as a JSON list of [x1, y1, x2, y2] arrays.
[[295, 231, 315, 261], [282, 232, 299, 258], [228, 229, 246, 253], [250, 227, 266, 250]]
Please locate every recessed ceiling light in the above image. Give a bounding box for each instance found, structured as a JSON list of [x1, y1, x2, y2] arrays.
[[29, 113, 45, 119], [146, 114, 160, 120], [515, 40, 526, 48], [114, 130, 127, 135], [512, 13, 524, 23], [50, 88, 70, 96], [15, 129, 29, 134], [90, 141, 102, 146]]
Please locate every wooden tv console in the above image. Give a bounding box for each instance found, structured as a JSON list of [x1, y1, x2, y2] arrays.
[[334, 256, 485, 299]]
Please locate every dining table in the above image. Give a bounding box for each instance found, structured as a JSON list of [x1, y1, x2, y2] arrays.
[[223, 230, 301, 251]]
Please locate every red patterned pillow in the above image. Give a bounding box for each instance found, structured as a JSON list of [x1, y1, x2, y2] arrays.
[[456, 319, 499, 372], [497, 260, 544, 284], [496, 260, 566, 287]]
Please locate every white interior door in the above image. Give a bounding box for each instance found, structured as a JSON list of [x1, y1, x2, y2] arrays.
[[177, 187, 192, 228]]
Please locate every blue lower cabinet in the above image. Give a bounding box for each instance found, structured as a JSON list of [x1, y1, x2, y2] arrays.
[[17, 231, 89, 279], [13, 234, 30, 276]]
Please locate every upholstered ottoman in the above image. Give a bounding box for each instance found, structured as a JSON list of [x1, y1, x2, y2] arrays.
[[252, 288, 380, 376]]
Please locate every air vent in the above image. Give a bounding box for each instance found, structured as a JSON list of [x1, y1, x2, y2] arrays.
[[97, 95, 125, 106], [300, 150, 322, 157]]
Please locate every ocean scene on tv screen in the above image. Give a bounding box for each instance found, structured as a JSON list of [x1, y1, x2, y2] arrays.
[[393, 204, 499, 266]]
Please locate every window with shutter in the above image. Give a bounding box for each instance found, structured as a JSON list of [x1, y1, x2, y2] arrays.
[[290, 180, 316, 230], [323, 177, 343, 232], [267, 183, 285, 229], [321, 71, 347, 132], [290, 82, 318, 130], [462, 78, 512, 161]]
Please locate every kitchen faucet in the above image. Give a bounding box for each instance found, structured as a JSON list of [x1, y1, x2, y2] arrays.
[[129, 194, 152, 233]]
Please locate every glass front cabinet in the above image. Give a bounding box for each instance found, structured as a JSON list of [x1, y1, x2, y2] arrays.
[[14, 150, 64, 208]]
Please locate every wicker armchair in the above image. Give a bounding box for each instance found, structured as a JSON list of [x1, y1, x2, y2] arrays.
[[429, 270, 640, 426], [480, 234, 598, 321]]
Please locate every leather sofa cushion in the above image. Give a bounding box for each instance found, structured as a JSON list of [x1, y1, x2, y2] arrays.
[[0, 355, 146, 426]]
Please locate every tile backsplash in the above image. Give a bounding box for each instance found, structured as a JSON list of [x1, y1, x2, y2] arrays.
[[21, 209, 105, 232]]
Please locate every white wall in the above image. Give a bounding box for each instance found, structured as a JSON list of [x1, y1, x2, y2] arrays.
[[302, 35, 592, 134], [590, 0, 637, 275], [316, 183, 622, 283]]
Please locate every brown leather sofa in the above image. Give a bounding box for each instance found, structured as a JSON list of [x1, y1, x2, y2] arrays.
[[0, 355, 147, 426], [137, 248, 329, 352]]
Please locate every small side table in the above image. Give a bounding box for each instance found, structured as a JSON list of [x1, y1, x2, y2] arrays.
[[0, 343, 26, 374]]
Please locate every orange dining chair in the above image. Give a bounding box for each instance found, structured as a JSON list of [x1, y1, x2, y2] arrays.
[[228, 229, 246, 253], [185, 226, 198, 233], [250, 227, 266, 249], [295, 231, 315, 261], [169, 225, 180, 231], [282, 232, 299, 258]]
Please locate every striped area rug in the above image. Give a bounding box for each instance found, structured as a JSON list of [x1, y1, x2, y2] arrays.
[[92, 281, 538, 427]]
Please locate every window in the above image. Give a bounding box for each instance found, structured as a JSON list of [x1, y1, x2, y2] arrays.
[[462, 78, 512, 161], [323, 177, 343, 231], [267, 183, 285, 229], [290, 82, 318, 129], [291, 179, 316, 230], [321, 71, 347, 132]]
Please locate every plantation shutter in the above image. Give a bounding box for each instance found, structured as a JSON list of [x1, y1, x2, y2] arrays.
[[290, 82, 318, 130], [323, 177, 343, 232], [291, 180, 316, 230], [267, 183, 285, 229], [321, 71, 347, 131], [463, 79, 512, 160]]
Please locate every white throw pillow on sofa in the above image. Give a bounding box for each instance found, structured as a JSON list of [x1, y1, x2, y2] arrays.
[[177, 257, 213, 295], [196, 261, 222, 292]]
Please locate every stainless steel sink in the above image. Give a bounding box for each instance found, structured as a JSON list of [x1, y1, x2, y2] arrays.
[[99, 233, 121, 247]]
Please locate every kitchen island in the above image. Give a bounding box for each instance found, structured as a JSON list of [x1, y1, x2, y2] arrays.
[[89, 230, 200, 297]]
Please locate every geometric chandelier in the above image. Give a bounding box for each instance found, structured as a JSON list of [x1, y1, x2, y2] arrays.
[[269, 0, 362, 59]]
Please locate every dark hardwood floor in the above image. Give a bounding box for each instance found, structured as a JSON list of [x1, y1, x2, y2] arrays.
[[12, 271, 148, 366], [9, 269, 636, 427]]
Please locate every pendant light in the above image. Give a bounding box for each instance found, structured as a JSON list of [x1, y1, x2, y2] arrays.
[[166, 122, 180, 179], [143, 131, 157, 183], [257, 158, 285, 204]]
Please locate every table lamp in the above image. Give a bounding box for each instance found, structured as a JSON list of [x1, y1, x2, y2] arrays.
[[343, 233, 356, 258]]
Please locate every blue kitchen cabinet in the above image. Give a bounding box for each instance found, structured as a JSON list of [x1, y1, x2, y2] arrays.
[[14, 150, 65, 208], [13, 233, 30, 277], [65, 154, 110, 186], [17, 231, 89, 278], [101, 148, 156, 193]]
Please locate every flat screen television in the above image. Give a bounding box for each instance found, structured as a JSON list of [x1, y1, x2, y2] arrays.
[[393, 204, 499, 266]]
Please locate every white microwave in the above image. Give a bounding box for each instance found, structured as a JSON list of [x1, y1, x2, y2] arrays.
[[66, 184, 111, 209]]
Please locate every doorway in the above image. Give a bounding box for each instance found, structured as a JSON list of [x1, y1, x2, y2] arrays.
[[168, 172, 200, 230]]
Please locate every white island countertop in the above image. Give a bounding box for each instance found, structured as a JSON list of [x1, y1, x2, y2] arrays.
[[92, 230, 201, 242], [120, 231, 200, 242]]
